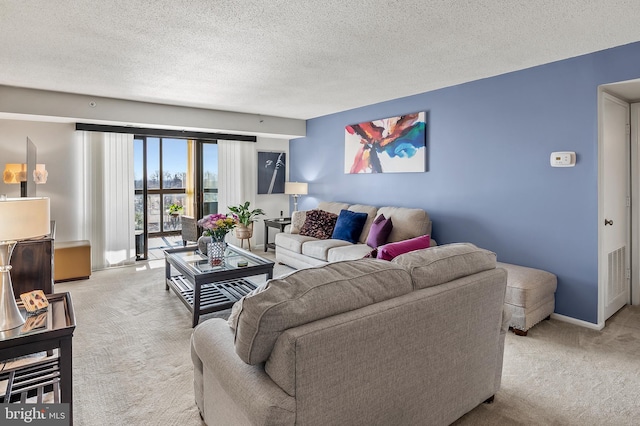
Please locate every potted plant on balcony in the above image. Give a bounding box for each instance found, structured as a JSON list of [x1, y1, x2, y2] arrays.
[[228, 201, 266, 240], [167, 202, 184, 216]]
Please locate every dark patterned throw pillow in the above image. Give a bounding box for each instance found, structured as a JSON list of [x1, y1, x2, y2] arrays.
[[299, 209, 338, 239]]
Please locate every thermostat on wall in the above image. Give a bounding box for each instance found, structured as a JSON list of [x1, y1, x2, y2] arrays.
[[550, 151, 576, 167]]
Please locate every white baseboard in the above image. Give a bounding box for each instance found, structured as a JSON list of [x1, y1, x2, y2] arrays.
[[551, 313, 604, 331]]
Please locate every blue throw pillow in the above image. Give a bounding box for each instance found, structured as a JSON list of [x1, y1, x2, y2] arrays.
[[331, 209, 368, 244]]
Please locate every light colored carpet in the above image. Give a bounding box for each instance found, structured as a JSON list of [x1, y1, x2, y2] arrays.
[[57, 258, 640, 425]]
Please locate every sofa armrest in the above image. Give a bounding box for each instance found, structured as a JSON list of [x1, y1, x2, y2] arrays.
[[192, 319, 295, 425]]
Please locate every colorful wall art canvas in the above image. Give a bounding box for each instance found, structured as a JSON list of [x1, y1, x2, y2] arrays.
[[258, 151, 286, 194], [344, 112, 426, 173]]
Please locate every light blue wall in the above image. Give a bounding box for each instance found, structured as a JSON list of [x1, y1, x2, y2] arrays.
[[289, 42, 640, 324]]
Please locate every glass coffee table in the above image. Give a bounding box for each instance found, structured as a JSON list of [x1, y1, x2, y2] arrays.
[[164, 244, 274, 327]]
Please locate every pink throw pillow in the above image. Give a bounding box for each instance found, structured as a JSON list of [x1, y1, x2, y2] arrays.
[[377, 234, 431, 261]]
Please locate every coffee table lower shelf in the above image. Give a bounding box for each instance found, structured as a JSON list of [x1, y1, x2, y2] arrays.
[[167, 275, 258, 326]]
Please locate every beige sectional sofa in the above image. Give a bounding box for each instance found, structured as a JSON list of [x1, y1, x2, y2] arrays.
[[275, 201, 433, 269], [191, 243, 509, 425]]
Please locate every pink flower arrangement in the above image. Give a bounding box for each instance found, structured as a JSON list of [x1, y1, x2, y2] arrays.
[[198, 213, 239, 240]]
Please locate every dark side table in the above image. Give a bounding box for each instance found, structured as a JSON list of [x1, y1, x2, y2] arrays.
[[263, 218, 291, 252], [0, 292, 75, 424]]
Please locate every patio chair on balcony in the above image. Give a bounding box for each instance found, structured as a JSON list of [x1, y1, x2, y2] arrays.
[[181, 215, 199, 247]]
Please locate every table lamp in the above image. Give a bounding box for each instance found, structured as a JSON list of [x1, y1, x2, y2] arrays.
[[284, 182, 308, 212], [0, 196, 50, 331]]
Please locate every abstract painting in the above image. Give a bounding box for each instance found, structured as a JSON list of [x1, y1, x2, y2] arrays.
[[344, 111, 426, 173], [258, 151, 286, 194]]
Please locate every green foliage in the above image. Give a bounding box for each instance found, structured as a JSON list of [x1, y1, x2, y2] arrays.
[[228, 201, 266, 226], [168, 203, 183, 214]]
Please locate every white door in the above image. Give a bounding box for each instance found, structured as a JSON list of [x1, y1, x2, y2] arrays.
[[602, 92, 631, 320]]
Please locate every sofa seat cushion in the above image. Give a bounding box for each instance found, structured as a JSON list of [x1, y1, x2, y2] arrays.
[[376, 206, 430, 243], [392, 243, 496, 290], [234, 259, 413, 365], [274, 233, 316, 254], [327, 243, 374, 262], [302, 239, 353, 261]]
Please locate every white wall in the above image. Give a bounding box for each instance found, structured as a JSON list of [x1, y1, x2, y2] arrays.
[[0, 119, 84, 242], [254, 137, 291, 249], [0, 118, 291, 249]]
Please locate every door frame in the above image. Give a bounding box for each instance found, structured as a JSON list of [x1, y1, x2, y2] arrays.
[[597, 89, 633, 327], [631, 102, 640, 306]]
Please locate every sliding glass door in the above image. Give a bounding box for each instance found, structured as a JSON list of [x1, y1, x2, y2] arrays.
[[134, 137, 218, 260]]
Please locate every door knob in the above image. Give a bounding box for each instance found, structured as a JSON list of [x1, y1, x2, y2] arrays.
[[605, 219, 613, 226]]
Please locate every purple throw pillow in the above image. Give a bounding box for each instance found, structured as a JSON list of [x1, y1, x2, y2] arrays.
[[377, 234, 431, 261], [366, 214, 393, 248]]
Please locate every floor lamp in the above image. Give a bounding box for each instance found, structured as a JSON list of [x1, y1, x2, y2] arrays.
[[285, 182, 308, 212], [0, 196, 50, 331]]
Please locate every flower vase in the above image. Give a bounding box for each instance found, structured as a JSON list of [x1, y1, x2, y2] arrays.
[[207, 238, 227, 266]]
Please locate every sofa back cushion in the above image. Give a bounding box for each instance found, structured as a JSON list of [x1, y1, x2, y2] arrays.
[[392, 243, 496, 290], [317, 201, 350, 215], [289, 210, 307, 234], [376, 206, 430, 243], [347, 204, 379, 243], [234, 259, 413, 365]]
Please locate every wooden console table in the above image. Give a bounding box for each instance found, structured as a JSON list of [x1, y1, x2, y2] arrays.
[[10, 221, 56, 295]]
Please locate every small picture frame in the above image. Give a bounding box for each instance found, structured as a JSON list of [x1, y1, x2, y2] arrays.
[[20, 290, 49, 313]]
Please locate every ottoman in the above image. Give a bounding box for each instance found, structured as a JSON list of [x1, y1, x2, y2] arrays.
[[54, 240, 91, 282], [497, 262, 557, 336]]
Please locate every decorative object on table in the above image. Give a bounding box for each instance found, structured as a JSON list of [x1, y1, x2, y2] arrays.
[[345, 111, 426, 174], [284, 182, 308, 212], [197, 235, 211, 255], [3, 163, 48, 196], [228, 201, 266, 250], [257, 151, 286, 194], [197, 213, 239, 265], [21, 311, 47, 332], [0, 196, 50, 331], [19, 290, 49, 313]]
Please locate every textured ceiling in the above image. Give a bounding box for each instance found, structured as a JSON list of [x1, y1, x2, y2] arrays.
[[2, 1, 640, 120]]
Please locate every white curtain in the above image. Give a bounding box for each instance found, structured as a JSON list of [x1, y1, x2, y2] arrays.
[[217, 140, 256, 246], [79, 131, 135, 269]]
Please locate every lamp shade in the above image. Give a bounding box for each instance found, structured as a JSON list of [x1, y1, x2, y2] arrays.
[[284, 182, 308, 195], [0, 197, 50, 241], [3, 164, 26, 184]]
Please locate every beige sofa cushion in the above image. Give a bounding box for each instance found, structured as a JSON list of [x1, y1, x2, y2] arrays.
[[392, 243, 496, 290], [302, 239, 352, 261], [376, 206, 430, 243], [274, 233, 316, 254], [327, 243, 373, 262], [289, 210, 307, 234], [234, 259, 413, 365], [347, 204, 379, 243], [317, 201, 350, 215]]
